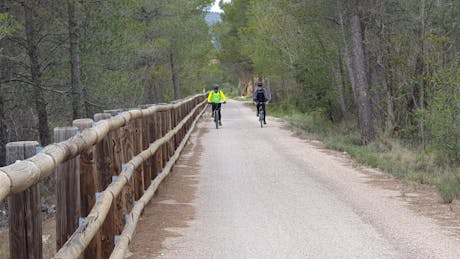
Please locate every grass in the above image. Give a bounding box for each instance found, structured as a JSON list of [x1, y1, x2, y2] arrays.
[[437, 172, 460, 203], [270, 104, 460, 203]]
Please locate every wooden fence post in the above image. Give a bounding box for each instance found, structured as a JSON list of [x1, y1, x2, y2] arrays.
[[171, 104, 177, 150], [55, 127, 81, 250], [120, 114, 135, 219], [154, 110, 164, 175], [180, 103, 184, 138], [73, 119, 102, 259], [158, 109, 166, 166], [183, 103, 187, 141], [94, 113, 112, 189], [104, 110, 128, 238], [141, 112, 152, 189], [162, 109, 168, 162], [167, 109, 174, 158], [179, 104, 183, 146], [138, 105, 154, 181], [7, 141, 42, 259], [164, 109, 172, 160], [178, 104, 183, 146], [94, 112, 117, 258], [132, 110, 144, 200]]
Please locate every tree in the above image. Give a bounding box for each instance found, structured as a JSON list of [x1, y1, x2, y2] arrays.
[[0, 12, 17, 166], [67, 0, 85, 119], [22, 0, 50, 145], [347, 1, 375, 143]]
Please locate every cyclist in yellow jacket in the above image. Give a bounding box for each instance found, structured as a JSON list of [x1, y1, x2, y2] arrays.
[[207, 85, 227, 126]]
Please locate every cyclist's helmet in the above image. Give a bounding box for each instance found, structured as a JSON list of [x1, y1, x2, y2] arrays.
[[213, 84, 219, 90]]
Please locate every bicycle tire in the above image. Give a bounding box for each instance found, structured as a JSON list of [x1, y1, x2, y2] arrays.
[[259, 111, 264, 128], [215, 109, 219, 129]]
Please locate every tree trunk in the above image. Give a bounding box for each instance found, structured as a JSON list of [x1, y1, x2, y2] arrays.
[[315, 31, 347, 117], [239, 70, 253, 97], [237, 79, 242, 96], [143, 67, 154, 104], [350, 13, 375, 144], [169, 49, 181, 100], [83, 87, 91, 117], [410, 55, 424, 112], [381, 42, 396, 135], [384, 80, 395, 135], [23, 0, 50, 145], [369, 62, 383, 125], [409, 0, 426, 146], [419, 0, 426, 146], [248, 78, 253, 97], [336, 47, 347, 116], [281, 77, 288, 102], [156, 79, 165, 103], [340, 12, 358, 102], [67, 0, 85, 119], [0, 86, 6, 166]]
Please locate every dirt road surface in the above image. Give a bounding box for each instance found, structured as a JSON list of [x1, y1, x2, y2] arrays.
[[129, 100, 460, 258]]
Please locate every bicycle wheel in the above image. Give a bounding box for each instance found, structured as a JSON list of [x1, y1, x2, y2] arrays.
[[259, 111, 264, 128], [215, 109, 219, 129]]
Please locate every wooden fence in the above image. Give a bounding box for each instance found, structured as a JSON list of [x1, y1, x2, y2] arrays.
[[0, 93, 207, 258]]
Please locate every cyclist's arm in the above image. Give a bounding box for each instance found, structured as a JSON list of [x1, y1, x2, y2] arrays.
[[220, 90, 227, 102], [264, 89, 269, 102], [207, 91, 212, 103]]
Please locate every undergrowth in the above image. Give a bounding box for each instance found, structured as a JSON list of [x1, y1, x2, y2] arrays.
[[270, 104, 460, 203]]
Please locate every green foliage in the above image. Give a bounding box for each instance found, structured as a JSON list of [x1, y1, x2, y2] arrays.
[[425, 68, 460, 164], [76, 0, 216, 108], [271, 107, 460, 195], [0, 0, 217, 144], [0, 13, 19, 39], [437, 171, 460, 203], [219, 0, 347, 122], [218, 0, 460, 176], [273, 106, 325, 136]]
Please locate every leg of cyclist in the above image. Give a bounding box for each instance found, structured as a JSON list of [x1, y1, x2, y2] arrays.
[[261, 102, 267, 124], [211, 103, 217, 118], [256, 102, 261, 117]]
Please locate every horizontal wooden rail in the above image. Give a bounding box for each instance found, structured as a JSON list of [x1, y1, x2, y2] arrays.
[[0, 94, 205, 203], [52, 99, 207, 258]]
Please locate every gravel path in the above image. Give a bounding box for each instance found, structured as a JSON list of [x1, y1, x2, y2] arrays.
[[129, 100, 460, 258]]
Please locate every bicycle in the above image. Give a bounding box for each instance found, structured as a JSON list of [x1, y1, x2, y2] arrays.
[[256, 101, 266, 128], [210, 102, 224, 129]]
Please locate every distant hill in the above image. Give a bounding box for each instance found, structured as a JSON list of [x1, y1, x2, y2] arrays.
[[205, 12, 222, 26]]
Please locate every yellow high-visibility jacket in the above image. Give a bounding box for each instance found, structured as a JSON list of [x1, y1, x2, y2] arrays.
[[207, 90, 227, 103]]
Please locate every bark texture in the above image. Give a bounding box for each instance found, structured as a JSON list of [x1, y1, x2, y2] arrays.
[[67, 0, 85, 119], [170, 49, 181, 100], [350, 13, 375, 144], [0, 88, 6, 166]]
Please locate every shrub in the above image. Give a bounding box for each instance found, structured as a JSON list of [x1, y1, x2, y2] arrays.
[[437, 172, 460, 203], [425, 68, 460, 165]]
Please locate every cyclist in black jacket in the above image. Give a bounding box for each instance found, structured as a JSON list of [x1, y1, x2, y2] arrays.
[[253, 81, 269, 124]]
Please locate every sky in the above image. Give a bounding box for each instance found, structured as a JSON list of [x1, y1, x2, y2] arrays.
[[210, 0, 231, 13]]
